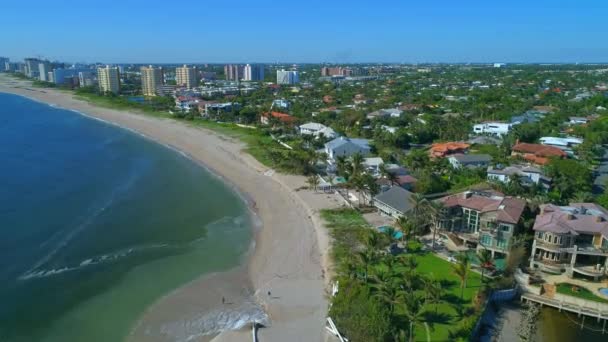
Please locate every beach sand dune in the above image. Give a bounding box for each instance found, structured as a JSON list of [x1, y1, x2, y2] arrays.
[[0, 75, 340, 342]]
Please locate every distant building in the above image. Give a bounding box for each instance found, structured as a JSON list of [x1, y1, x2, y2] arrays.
[[260, 111, 296, 126], [493, 63, 506, 68], [0, 57, 8, 72], [511, 142, 567, 166], [243, 64, 264, 81], [321, 66, 353, 77], [530, 203, 608, 280], [276, 69, 299, 85], [568, 117, 589, 125], [299, 122, 338, 140], [473, 122, 513, 136], [47, 72, 54, 83], [539, 136, 583, 156], [487, 164, 551, 190], [78, 71, 96, 87], [324, 137, 371, 160], [140, 65, 163, 96], [175, 64, 198, 89], [224, 64, 244, 81], [97, 65, 120, 94], [448, 154, 492, 169], [24, 58, 41, 78], [203, 102, 240, 116], [156, 84, 177, 97], [271, 99, 290, 110], [38, 61, 52, 81], [53, 68, 94, 86], [366, 108, 403, 120], [430, 142, 470, 158]]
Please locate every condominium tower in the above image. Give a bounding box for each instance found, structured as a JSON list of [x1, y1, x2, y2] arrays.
[[224, 64, 244, 81], [243, 64, 265, 81], [140, 65, 163, 96], [24, 58, 41, 78], [38, 61, 52, 82], [97, 65, 120, 94], [276, 69, 299, 85], [175, 64, 198, 88]]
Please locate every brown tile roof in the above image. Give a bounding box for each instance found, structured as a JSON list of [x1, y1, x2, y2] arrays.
[[439, 191, 526, 224], [263, 111, 296, 124], [396, 175, 418, 186], [512, 143, 567, 158], [430, 142, 470, 158]]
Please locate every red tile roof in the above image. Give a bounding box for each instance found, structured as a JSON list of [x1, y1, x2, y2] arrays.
[[262, 111, 296, 124], [430, 142, 470, 158], [512, 143, 566, 164]]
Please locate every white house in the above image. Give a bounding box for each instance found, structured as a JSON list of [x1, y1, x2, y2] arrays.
[[487, 164, 551, 190], [539, 136, 583, 149], [299, 122, 338, 139], [363, 157, 384, 175], [568, 117, 589, 125], [325, 137, 371, 160], [473, 122, 513, 136], [366, 108, 403, 120]]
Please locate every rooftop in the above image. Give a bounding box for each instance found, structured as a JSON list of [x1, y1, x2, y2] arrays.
[[534, 203, 608, 237], [439, 191, 526, 224], [374, 186, 415, 215]]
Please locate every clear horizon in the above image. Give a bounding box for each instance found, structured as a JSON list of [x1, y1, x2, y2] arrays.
[[3, 0, 607, 64]]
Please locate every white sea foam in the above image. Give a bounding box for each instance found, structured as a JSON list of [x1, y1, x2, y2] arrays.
[[156, 301, 270, 342]]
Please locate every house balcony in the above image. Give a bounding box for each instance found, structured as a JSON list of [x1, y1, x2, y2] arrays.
[[532, 257, 565, 274], [563, 245, 608, 257], [534, 239, 566, 251], [571, 264, 608, 278]]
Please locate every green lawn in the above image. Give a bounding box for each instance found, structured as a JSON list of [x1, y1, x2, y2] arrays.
[[322, 209, 484, 341], [410, 249, 483, 341], [556, 283, 608, 304]]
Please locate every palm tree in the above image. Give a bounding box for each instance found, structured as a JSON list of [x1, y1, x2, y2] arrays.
[[356, 247, 376, 283], [573, 191, 593, 203], [336, 155, 348, 177], [451, 253, 470, 300], [424, 278, 444, 313], [477, 249, 495, 287], [383, 226, 398, 243], [409, 193, 428, 234], [306, 175, 320, 192], [379, 163, 399, 185], [426, 201, 445, 251], [402, 292, 426, 342], [351, 152, 365, 177], [395, 216, 414, 242]]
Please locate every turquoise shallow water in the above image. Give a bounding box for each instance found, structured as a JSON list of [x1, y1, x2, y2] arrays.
[[0, 93, 252, 341]]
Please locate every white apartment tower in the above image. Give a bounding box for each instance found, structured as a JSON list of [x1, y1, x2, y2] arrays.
[[276, 69, 299, 85], [175, 64, 198, 88], [244, 64, 265, 81], [97, 65, 120, 94], [140, 65, 163, 96]]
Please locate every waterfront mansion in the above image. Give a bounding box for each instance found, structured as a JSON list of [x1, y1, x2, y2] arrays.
[[530, 203, 608, 281]]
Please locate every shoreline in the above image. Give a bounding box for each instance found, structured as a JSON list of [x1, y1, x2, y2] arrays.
[[0, 75, 339, 341]]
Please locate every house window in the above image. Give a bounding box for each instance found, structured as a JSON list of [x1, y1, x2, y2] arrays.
[[496, 238, 509, 249], [602, 237, 608, 249], [499, 224, 511, 233], [481, 234, 493, 246], [537, 232, 544, 239]]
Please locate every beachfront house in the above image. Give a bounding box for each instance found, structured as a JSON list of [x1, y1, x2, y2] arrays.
[[324, 137, 371, 161], [437, 190, 526, 257], [529, 203, 608, 281], [373, 186, 415, 219]]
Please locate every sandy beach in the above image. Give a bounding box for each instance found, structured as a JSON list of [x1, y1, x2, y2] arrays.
[[0, 74, 341, 342]]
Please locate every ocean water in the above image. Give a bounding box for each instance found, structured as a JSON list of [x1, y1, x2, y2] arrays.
[[0, 93, 253, 341]]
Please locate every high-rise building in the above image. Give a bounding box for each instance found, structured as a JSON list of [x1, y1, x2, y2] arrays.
[[79, 71, 96, 87], [24, 58, 41, 78], [224, 64, 244, 81], [0, 57, 8, 72], [38, 61, 52, 81], [140, 65, 164, 96], [321, 66, 353, 77], [97, 65, 120, 94], [243, 64, 265, 81], [175, 64, 198, 88], [276, 69, 299, 85], [47, 71, 55, 83]]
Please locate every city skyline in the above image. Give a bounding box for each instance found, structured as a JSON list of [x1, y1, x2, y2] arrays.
[[3, 0, 607, 64]]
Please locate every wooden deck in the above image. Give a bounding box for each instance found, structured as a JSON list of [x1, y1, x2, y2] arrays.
[[521, 293, 608, 332]]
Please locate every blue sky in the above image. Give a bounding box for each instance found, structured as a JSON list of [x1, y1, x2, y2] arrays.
[[3, 0, 607, 63]]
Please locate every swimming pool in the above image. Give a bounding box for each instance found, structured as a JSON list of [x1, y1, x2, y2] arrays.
[[377, 226, 404, 240], [599, 288, 608, 297]]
